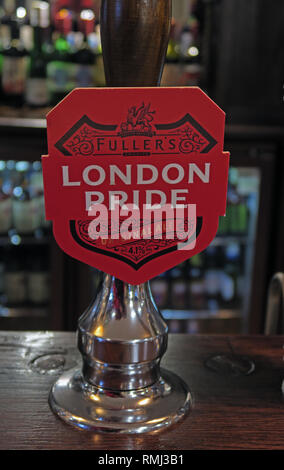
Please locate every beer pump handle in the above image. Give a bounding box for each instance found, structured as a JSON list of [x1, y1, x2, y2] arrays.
[[48, 0, 191, 434], [100, 0, 172, 87], [74, 0, 173, 391]]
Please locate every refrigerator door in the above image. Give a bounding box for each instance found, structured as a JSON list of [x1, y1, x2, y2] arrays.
[[69, 143, 276, 334], [153, 165, 261, 333], [152, 143, 276, 333]]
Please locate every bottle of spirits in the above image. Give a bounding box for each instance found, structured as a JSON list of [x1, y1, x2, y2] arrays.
[[86, 0, 105, 86], [1, 18, 28, 106], [25, 1, 50, 107], [73, 7, 95, 87], [47, 7, 75, 105], [0, 2, 13, 99]]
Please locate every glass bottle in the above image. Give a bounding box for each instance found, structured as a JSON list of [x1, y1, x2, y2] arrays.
[[73, 7, 96, 88], [25, 1, 50, 107], [1, 18, 29, 106], [0, 3, 12, 99], [46, 7, 75, 105]]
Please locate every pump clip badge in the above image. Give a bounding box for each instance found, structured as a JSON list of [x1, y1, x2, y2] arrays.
[[42, 87, 229, 284]]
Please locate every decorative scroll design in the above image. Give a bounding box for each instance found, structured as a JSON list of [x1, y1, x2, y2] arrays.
[[178, 126, 206, 153], [66, 126, 100, 156], [55, 110, 217, 157]]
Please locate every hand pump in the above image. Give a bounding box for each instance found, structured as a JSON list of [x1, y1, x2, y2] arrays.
[[49, 0, 191, 433]]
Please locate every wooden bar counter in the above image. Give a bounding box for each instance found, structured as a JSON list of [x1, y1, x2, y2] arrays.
[[0, 331, 283, 450]]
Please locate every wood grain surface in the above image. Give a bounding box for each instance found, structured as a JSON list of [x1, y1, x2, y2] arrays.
[[0, 332, 283, 450], [100, 0, 171, 87]]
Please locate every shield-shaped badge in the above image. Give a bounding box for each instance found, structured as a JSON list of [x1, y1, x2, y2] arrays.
[[42, 87, 229, 284]]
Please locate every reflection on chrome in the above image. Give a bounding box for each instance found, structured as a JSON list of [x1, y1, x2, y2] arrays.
[[137, 397, 152, 407], [49, 275, 191, 433]]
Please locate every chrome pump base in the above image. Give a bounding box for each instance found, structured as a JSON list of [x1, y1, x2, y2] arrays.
[[49, 368, 191, 433], [49, 275, 191, 433]]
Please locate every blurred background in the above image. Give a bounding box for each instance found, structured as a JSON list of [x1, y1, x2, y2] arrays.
[[0, 0, 283, 334]]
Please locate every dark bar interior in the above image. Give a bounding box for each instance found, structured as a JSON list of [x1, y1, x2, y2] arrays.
[[0, 0, 283, 335], [0, 0, 284, 451]]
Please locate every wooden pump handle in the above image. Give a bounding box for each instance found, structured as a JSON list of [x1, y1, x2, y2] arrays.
[[100, 0, 172, 87]]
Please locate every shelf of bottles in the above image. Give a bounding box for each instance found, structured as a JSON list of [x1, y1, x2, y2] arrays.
[[0, 159, 51, 321], [0, 0, 204, 112], [161, 1, 203, 87], [0, 0, 105, 110]]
